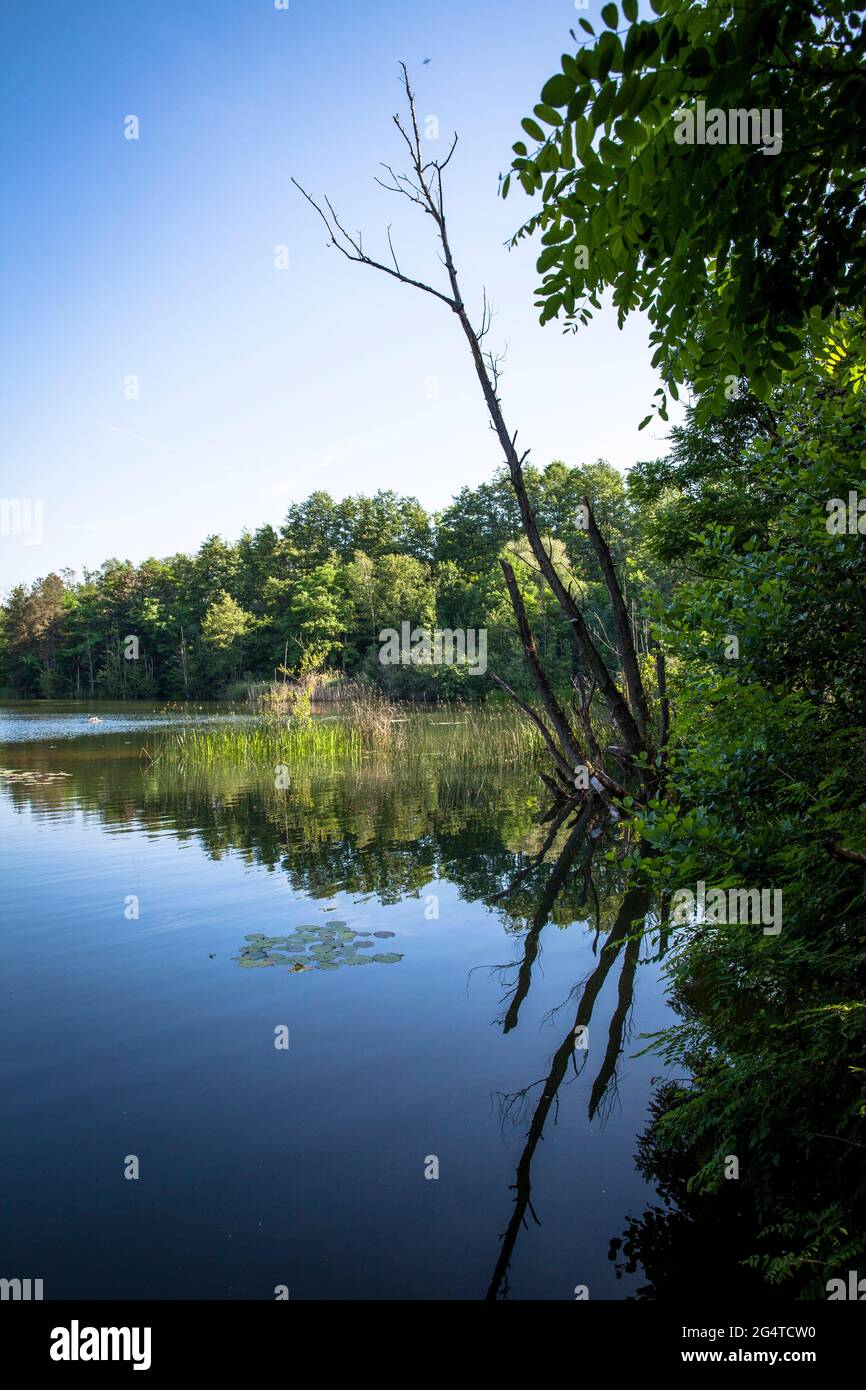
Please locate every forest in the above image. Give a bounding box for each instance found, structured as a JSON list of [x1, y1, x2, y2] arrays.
[[0, 459, 638, 704], [3, 0, 865, 1302]]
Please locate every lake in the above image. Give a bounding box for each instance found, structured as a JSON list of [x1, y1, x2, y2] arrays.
[[0, 701, 672, 1299]]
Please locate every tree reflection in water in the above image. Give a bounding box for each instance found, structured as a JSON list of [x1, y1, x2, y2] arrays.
[[2, 732, 676, 1298], [486, 799, 657, 1301]]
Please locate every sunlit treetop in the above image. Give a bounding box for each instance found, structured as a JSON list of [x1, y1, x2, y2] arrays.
[[504, 0, 866, 424]]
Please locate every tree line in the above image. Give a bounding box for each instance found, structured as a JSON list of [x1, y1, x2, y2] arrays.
[[0, 459, 641, 702]]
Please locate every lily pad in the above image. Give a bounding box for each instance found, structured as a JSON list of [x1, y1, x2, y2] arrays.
[[234, 917, 405, 975]]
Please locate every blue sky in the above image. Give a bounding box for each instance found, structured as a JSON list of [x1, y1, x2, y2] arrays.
[[1, 0, 673, 588]]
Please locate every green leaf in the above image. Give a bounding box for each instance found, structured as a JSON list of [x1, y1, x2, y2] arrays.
[[591, 83, 615, 125], [597, 32, 623, 80], [538, 244, 563, 272], [683, 46, 712, 78], [540, 73, 575, 107], [622, 0, 638, 20], [559, 123, 575, 170], [615, 117, 644, 146], [521, 117, 546, 143], [601, 3, 619, 29], [535, 103, 564, 127], [562, 53, 582, 81], [631, 72, 657, 113]]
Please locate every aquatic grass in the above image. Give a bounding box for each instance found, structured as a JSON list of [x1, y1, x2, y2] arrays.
[[144, 699, 546, 775], [146, 713, 364, 772], [246, 674, 357, 709]]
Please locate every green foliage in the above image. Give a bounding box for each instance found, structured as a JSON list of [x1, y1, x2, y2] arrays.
[[0, 465, 642, 704], [505, 18, 866, 1288], [508, 0, 866, 423], [193, 591, 255, 691], [288, 558, 352, 675], [622, 365, 866, 1293], [201, 592, 252, 650]]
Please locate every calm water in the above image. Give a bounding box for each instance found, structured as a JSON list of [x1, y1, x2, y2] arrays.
[[0, 702, 672, 1300]]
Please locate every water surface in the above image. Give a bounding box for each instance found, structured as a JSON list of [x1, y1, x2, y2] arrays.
[[0, 703, 672, 1299]]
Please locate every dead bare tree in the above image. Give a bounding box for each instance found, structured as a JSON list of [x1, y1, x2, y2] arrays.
[[293, 64, 665, 815]]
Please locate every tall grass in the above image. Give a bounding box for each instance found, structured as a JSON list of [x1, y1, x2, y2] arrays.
[[145, 691, 544, 775], [147, 715, 362, 772], [245, 673, 357, 710]]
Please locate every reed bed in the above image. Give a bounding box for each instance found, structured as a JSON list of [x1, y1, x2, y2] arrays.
[[246, 674, 357, 710], [148, 716, 362, 772], [145, 689, 546, 775]]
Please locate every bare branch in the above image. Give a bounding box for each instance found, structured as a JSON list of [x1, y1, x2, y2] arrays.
[[291, 177, 457, 310], [292, 60, 653, 772], [655, 643, 670, 756], [500, 558, 584, 773], [488, 671, 575, 788], [583, 495, 652, 744], [824, 840, 866, 866]]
